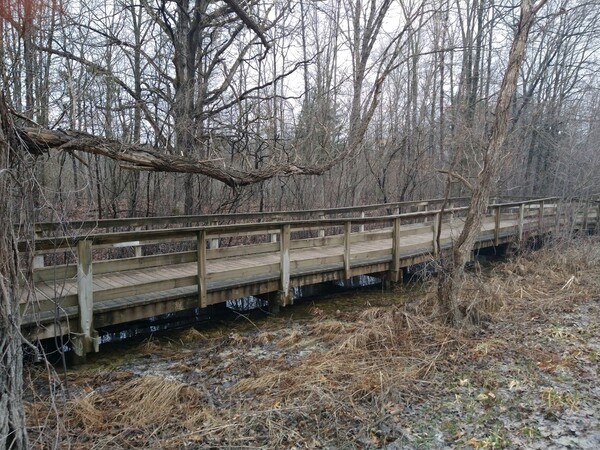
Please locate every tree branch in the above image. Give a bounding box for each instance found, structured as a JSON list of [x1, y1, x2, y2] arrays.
[[17, 127, 341, 187], [437, 169, 474, 191]]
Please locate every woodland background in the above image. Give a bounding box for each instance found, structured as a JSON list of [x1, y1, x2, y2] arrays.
[[3, 0, 600, 221]]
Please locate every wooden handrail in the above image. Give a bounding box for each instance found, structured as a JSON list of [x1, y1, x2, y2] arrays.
[[489, 197, 559, 209], [23, 206, 470, 251], [19, 197, 572, 252], [26, 196, 474, 233]]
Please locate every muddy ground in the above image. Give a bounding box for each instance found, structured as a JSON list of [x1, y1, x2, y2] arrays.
[[25, 238, 600, 449]]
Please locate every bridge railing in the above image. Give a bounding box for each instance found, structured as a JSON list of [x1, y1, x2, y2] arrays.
[[20, 196, 597, 355], [23, 197, 578, 280], [26, 196, 472, 234], [23, 195, 543, 265]]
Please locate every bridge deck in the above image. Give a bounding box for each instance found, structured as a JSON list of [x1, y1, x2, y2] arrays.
[[19, 197, 597, 354], [25, 217, 515, 321]]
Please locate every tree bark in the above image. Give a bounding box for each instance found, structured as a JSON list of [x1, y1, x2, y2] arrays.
[[17, 126, 356, 187], [0, 97, 29, 449], [437, 0, 548, 325]]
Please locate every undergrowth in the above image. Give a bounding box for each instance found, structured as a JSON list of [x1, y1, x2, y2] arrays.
[[24, 236, 600, 449]]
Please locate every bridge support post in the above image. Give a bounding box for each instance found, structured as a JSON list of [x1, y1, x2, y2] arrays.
[[344, 221, 351, 279], [72, 239, 99, 358], [389, 217, 401, 283], [279, 224, 292, 306], [197, 230, 207, 308], [582, 200, 589, 232], [383, 266, 411, 289]]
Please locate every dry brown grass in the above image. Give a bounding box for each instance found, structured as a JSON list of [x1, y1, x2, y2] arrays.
[[475, 236, 600, 322], [64, 376, 205, 432], [25, 236, 600, 448]]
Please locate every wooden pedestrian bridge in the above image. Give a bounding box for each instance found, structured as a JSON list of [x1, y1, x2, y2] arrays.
[[19, 196, 598, 356]]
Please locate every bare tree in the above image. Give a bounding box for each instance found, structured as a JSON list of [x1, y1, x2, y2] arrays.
[[437, 0, 548, 326], [0, 95, 33, 450]]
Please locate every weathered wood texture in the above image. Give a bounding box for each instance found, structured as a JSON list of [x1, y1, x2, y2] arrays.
[[19, 198, 596, 353]]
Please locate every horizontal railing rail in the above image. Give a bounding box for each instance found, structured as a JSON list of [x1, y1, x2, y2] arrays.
[[23, 197, 564, 251], [22, 196, 484, 234]]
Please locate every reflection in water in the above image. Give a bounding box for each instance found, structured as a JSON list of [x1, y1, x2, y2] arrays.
[[38, 274, 394, 360], [100, 275, 382, 345]]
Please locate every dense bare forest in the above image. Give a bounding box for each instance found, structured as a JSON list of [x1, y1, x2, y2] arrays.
[[2, 0, 599, 219], [2, 0, 600, 448]]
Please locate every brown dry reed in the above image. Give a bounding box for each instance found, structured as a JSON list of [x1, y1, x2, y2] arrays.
[[24, 236, 600, 449]]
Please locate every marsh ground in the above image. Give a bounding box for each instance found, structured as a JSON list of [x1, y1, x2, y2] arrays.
[[26, 238, 600, 449]]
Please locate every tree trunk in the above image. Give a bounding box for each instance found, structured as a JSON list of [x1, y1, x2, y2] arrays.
[[0, 97, 29, 449], [437, 0, 547, 325]]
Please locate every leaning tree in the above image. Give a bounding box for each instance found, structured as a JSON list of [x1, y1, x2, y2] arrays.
[[436, 0, 549, 326], [0, 95, 33, 450], [0, 0, 427, 446]]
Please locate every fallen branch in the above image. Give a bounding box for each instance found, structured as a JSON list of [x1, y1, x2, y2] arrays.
[[17, 127, 344, 188]]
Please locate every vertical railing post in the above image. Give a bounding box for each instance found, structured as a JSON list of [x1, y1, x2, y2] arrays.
[[134, 226, 143, 257], [433, 212, 441, 256], [279, 224, 291, 306], [33, 225, 45, 268], [270, 216, 279, 243], [209, 220, 219, 249], [570, 201, 577, 237], [538, 200, 545, 233], [494, 206, 501, 246], [358, 211, 365, 233], [554, 200, 561, 235], [318, 214, 325, 238], [344, 221, 351, 279], [197, 230, 207, 308], [596, 202, 600, 232], [391, 217, 401, 283], [74, 239, 98, 357], [518, 203, 525, 242], [582, 200, 589, 232], [419, 203, 427, 222]]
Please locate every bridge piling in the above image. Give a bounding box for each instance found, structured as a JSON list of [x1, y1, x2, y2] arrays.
[[279, 224, 292, 306], [73, 239, 99, 358], [197, 230, 207, 308]]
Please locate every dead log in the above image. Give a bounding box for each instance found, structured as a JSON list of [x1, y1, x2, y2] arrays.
[[18, 127, 342, 188]]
